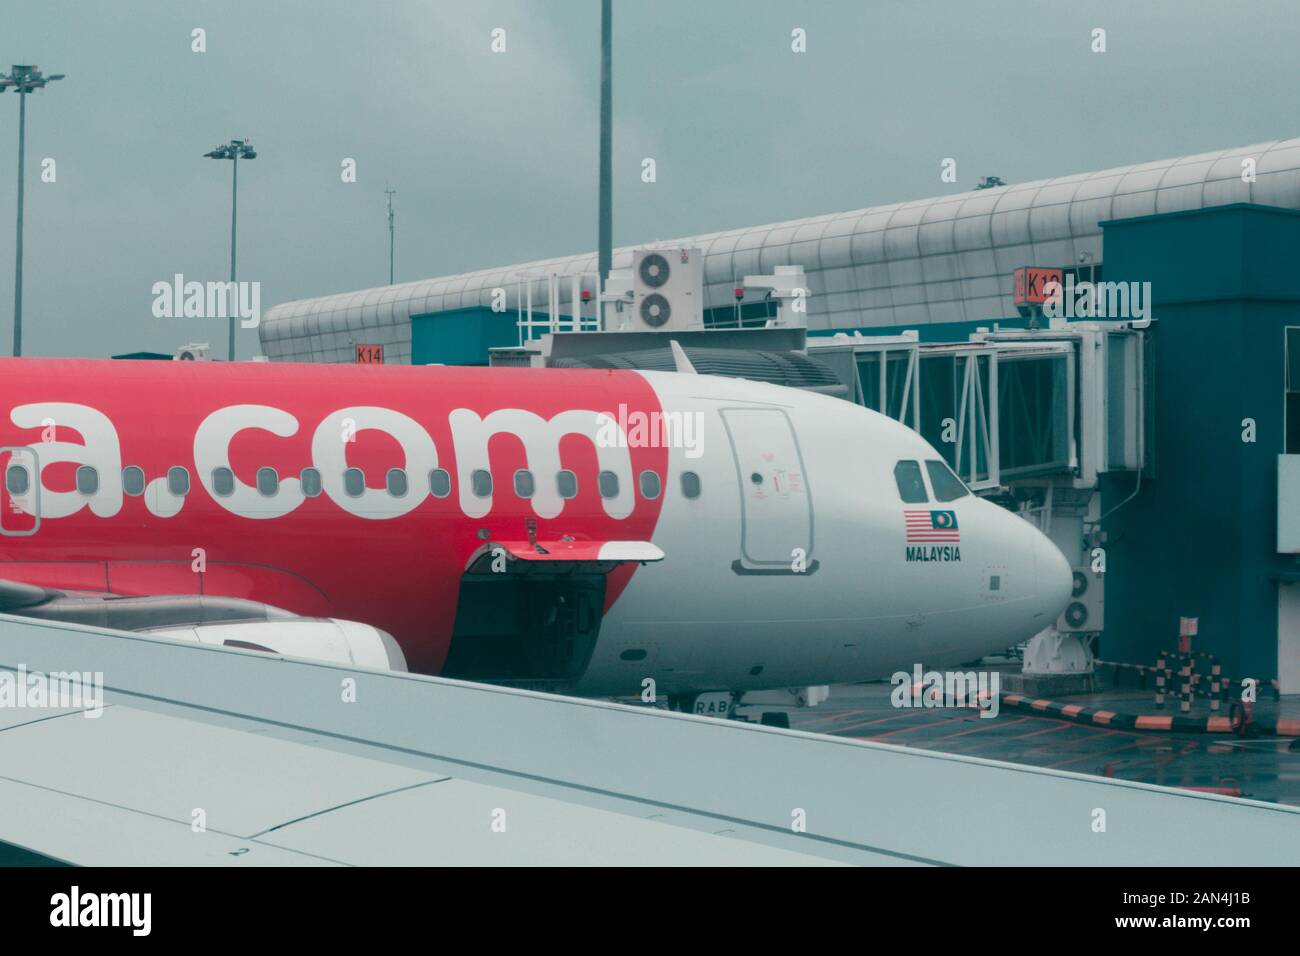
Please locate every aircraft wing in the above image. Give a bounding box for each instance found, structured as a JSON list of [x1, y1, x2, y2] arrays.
[[0, 705, 835, 867], [1, 613, 1299, 866], [0, 614, 854, 866]]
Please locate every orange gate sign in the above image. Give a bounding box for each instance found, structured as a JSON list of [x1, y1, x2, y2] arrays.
[[1013, 267, 1063, 306]]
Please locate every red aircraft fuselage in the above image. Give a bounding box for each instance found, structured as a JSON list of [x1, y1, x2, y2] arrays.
[[0, 359, 667, 674]]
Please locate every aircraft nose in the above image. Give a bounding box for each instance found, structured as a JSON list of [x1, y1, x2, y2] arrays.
[[1034, 530, 1074, 620]]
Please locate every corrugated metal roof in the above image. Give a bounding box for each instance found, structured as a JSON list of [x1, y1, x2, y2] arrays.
[[260, 138, 1300, 362]]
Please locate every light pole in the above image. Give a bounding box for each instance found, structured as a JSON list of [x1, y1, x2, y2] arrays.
[[1, 65, 65, 358], [204, 138, 257, 361], [597, 0, 612, 289], [385, 184, 396, 285]]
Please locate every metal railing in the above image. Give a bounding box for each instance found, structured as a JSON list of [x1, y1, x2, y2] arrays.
[[512, 270, 604, 344]]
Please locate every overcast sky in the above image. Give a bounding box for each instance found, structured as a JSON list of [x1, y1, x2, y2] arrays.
[[2, 0, 1297, 358]]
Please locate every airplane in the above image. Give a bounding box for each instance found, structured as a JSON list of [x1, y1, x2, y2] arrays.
[[0, 357, 1072, 714]]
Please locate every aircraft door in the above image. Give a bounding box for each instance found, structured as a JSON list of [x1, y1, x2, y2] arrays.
[[719, 408, 814, 572], [0, 447, 41, 536]]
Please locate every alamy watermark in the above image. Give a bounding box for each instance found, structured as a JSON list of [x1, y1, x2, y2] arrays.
[[0, 665, 104, 718], [50, 886, 150, 936], [596, 403, 704, 459], [1043, 275, 1151, 321], [151, 273, 261, 328], [891, 665, 1000, 718]]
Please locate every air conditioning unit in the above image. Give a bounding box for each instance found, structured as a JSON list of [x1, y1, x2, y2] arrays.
[[1058, 566, 1104, 634], [174, 342, 212, 361], [631, 248, 704, 332]]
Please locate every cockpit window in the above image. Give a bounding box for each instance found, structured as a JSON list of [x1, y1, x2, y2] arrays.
[[893, 460, 928, 503], [925, 459, 969, 501]]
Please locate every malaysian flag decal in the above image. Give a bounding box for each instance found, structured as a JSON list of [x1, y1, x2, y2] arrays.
[[904, 509, 960, 543]]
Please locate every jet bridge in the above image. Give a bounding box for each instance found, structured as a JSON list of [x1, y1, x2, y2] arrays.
[[807, 320, 1147, 493], [808, 320, 1150, 685]]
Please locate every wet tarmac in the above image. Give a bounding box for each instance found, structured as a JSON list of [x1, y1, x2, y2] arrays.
[[737, 677, 1300, 807]]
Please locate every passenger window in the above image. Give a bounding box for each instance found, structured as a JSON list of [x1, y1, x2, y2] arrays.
[[167, 466, 190, 497], [76, 466, 99, 496], [680, 471, 701, 499], [387, 468, 408, 497], [6, 465, 29, 495], [639, 470, 661, 500], [925, 460, 969, 502], [514, 469, 534, 498], [429, 468, 451, 498], [122, 465, 145, 497], [300, 467, 322, 497], [471, 469, 492, 498], [212, 467, 235, 497], [257, 467, 279, 497], [343, 467, 365, 497], [598, 470, 619, 499], [556, 470, 577, 499], [893, 460, 928, 503]]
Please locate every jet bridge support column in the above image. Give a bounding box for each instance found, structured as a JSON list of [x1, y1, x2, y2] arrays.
[[1008, 481, 1099, 695]]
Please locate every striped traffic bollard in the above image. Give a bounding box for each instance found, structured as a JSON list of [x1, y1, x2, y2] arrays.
[[1154, 655, 1167, 709]]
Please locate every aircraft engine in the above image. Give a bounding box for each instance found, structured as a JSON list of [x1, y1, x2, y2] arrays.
[[145, 618, 408, 672]]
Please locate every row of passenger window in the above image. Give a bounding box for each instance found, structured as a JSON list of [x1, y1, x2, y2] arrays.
[[893, 459, 969, 504], [5, 463, 705, 502]]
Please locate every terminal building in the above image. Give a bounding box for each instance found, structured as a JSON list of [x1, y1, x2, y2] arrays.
[[260, 138, 1300, 693]]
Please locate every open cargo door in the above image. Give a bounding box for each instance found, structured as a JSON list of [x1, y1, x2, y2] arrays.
[[442, 537, 663, 685]]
